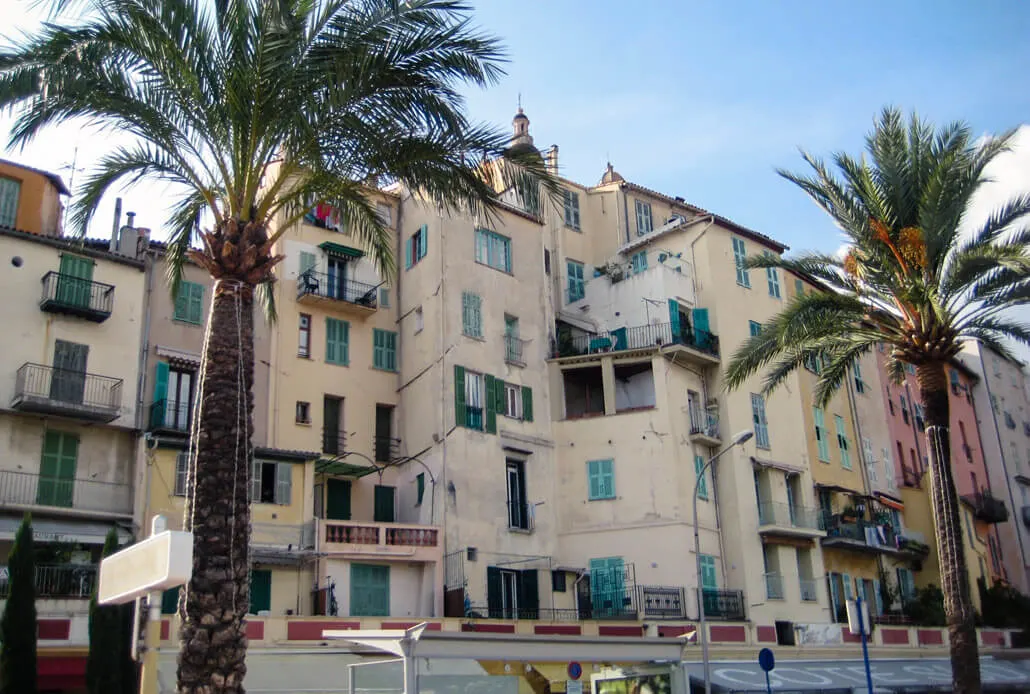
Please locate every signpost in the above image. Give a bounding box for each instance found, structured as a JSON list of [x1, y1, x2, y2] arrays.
[[846, 595, 875, 694], [757, 647, 775, 694]]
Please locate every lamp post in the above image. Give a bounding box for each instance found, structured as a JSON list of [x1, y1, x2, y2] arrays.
[[693, 429, 754, 694]]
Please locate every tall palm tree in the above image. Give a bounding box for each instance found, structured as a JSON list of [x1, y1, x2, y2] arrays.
[[0, 1, 554, 691], [726, 108, 1030, 694]]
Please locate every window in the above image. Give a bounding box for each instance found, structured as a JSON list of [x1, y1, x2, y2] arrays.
[[794, 278, 804, 297], [504, 315, 521, 364], [173, 281, 205, 324], [299, 250, 316, 278], [350, 564, 390, 617], [751, 393, 769, 449], [803, 353, 821, 374], [630, 251, 648, 275], [372, 329, 398, 371], [323, 395, 344, 455], [374, 485, 396, 523], [325, 317, 350, 365], [635, 200, 652, 235], [897, 567, 916, 602], [766, 261, 781, 299], [298, 314, 311, 357], [504, 382, 523, 419], [883, 447, 897, 491], [461, 291, 482, 337], [414, 305, 424, 333], [566, 260, 585, 302], [695, 454, 709, 500], [915, 404, 925, 432], [699, 555, 718, 591], [174, 452, 189, 496], [251, 460, 292, 505], [465, 370, 485, 430], [853, 360, 865, 393], [904, 363, 915, 375], [379, 288, 390, 307], [375, 404, 395, 462], [836, 415, 851, 469], [551, 570, 567, 593], [732, 237, 751, 288], [563, 189, 581, 230], [295, 401, 310, 424], [749, 321, 762, 337], [900, 395, 909, 424], [416, 473, 425, 506], [474, 228, 512, 273], [404, 224, 428, 269], [0, 177, 21, 227], [506, 459, 529, 530], [863, 438, 877, 483], [950, 369, 961, 393], [814, 407, 830, 462], [587, 459, 615, 500], [153, 362, 194, 431]]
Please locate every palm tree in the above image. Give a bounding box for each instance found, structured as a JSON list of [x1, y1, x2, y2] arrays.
[[0, 2, 553, 691], [725, 108, 1030, 694]]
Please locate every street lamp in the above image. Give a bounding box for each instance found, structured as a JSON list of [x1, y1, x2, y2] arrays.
[[693, 429, 753, 694]]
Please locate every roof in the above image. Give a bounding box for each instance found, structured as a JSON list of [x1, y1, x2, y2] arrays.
[[0, 158, 71, 195], [0, 225, 144, 269]]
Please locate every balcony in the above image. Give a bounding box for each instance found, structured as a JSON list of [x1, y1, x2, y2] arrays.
[[0, 564, 97, 599], [148, 399, 190, 433], [640, 585, 685, 619], [821, 516, 899, 553], [318, 519, 442, 561], [756, 502, 825, 539], [0, 470, 132, 517], [799, 579, 818, 602], [897, 529, 932, 558], [12, 363, 122, 422], [764, 572, 784, 600], [252, 522, 316, 548], [39, 272, 114, 323], [296, 270, 377, 317], [322, 430, 347, 457], [504, 335, 525, 366], [689, 407, 721, 446], [963, 491, 1009, 524], [553, 321, 719, 365], [702, 589, 746, 620]]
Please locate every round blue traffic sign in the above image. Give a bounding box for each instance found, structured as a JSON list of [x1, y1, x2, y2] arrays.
[[567, 662, 582, 680], [758, 647, 775, 672]]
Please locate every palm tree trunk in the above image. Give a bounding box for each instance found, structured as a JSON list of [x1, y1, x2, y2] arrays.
[[177, 280, 254, 694], [917, 361, 980, 694]]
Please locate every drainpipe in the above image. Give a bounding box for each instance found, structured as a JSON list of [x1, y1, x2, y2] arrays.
[[438, 200, 450, 552], [687, 216, 716, 305]]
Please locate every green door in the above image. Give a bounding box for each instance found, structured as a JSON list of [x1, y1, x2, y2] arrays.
[[589, 557, 625, 618], [326, 478, 352, 520], [37, 431, 78, 507], [249, 569, 272, 614], [57, 254, 94, 308], [350, 564, 390, 616], [374, 485, 395, 523], [50, 340, 89, 404]]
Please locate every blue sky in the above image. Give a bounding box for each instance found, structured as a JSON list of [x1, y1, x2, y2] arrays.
[[1, 0, 1029, 256]]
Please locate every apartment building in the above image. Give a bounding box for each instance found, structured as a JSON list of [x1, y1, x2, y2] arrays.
[[0, 158, 68, 237], [960, 342, 1030, 592], [877, 347, 1006, 611]]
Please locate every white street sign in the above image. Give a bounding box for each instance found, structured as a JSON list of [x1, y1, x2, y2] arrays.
[[98, 530, 193, 605]]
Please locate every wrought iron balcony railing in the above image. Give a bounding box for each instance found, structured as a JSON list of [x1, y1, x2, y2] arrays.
[[373, 435, 402, 463], [689, 407, 720, 440], [702, 588, 746, 620], [554, 321, 719, 360], [764, 572, 784, 600], [0, 469, 131, 515], [504, 335, 525, 365], [40, 272, 114, 322], [640, 585, 685, 619], [297, 270, 378, 309], [12, 363, 122, 422], [0, 563, 98, 599], [149, 398, 190, 432], [322, 430, 347, 457]]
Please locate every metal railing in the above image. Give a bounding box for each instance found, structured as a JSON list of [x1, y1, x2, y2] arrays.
[[373, 435, 401, 463], [0, 564, 98, 599], [504, 335, 524, 364], [554, 321, 719, 359], [506, 501, 534, 532], [40, 272, 114, 321], [702, 589, 746, 620], [689, 407, 720, 439], [297, 270, 378, 308], [149, 399, 190, 432], [0, 469, 131, 515], [322, 430, 347, 456], [14, 363, 122, 416], [799, 579, 818, 602], [822, 516, 898, 549], [963, 491, 1009, 524], [757, 501, 824, 531], [640, 585, 685, 619], [764, 572, 784, 600], [464, 605, 580, 621]]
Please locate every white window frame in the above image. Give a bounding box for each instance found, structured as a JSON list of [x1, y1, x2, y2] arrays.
[[504, 382, 523, 419], [465, 371, 484, 411]]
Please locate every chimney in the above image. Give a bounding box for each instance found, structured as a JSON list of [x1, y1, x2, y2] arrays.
[[126, 211, 136, 228], [108, 198, 122, 252], [134, 227, 151, 259], [545, 145, 559, 176]]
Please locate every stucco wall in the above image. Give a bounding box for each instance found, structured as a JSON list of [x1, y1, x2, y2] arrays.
[[0, 161, 65, 236]]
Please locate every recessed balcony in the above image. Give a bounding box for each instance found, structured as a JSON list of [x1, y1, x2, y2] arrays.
[[12, 363, 122, 423], [39, 272, 114, 323], [296, 270, 377, 317], [757, 501, 825, 539], [553, 321, 719, 366], [0, 469, 131, 517]]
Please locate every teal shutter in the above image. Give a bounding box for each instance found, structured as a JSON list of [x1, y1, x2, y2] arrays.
[[416, 473, 425, 506], [815, 407, 830, 461], [326, 478, 352, 520], [385, 331, 397, 371], [57, 255, 94, 308], [842, 573, 854, 600], [749, 321, 762, 337], [699, 555, 718, 590], [251, 459, 262, 502], [668, 299, 680, 336], [249, 570, 272, 614], [522, 386, 533, 422], [519, 570, 539, 618], [484, 375, 497, 434], [326, 318, 349, 365], [275, 462, 292, 505], [404, 235, 413, 269], [161, 587, 180, 615], [374, 485, 395, 523], [587, 460, 601, 499], [152, 362, 170, 427], [350, 564, 390, 617], [695, 454, 708, 499], [588, 459, 615, 499], [692, 308, 710, 336], [454, 365, 466, 428], [418, 224, 428, 258], [0, 177, 20, 227], [373, 329, 385, 370], [188, 283, 204, 323]]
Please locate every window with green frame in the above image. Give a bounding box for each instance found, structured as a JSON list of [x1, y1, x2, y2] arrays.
[[173, 281, 205, 324], [749, 320, 762, 337], [732, 237, 750, 288], [766, 263, 781, 298], [372, 329, 397, 371], [630, 251, 647, 275], [835, 415, 851, 469], [567, 260, 585, 302], [814, 407, 830, 462], [325, 317, 350, 365], [461, 291, 482, 337], [587, 459, 615, 500], [699, 554, 718, 590], [475, 228, 512, 273], [694, 454, 708, 500]]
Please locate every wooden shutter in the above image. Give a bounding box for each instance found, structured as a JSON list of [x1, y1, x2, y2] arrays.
[[152, 362, 170, 427], [38, 431, 77, 507], [174, 283, 190, 320], [519, 569, 539, 619], [350, 564, 390, 617], [695, 454, 708, 499], [484, 375, 497, 434], [668, 299, 680, 336], [326, 478, 352, 520], [486, 566, 502, 618], [299, 251, 316, 276], [600, 459, 614, 498], [692, 308, 710, 336], [522, 386, 533, 422], [251, 459, 262, 502], [418, 224, 428, 258], [188, 283, 203, 323], [404, 235, 413, 269], [373, 329, 385, 369], [0, 177, 20, 227], [385, 332, 397, 371], [275, 463, 292, 505], [453, 365, 466, 428], [587, 460, 601, 499], [374, 485, 395, 523]]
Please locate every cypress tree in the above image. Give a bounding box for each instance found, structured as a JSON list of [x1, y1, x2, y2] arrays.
[[86, 529, 136, 694], [1, 514, 37, 694]]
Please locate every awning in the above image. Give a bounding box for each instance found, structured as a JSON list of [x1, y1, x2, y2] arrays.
[[315, 458, 381, 478], [874, 492, 905, 511], [0, 516, 132, 545], [815, 483, 865, 496], [155, 345, 201, 367], [683, 656, 1030, 692], [318, 241, 364, 259], [751, 456, 804, 475]]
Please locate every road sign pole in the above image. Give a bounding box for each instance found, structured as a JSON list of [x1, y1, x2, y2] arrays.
[[857, 595, 874, 694], [764, 670, 772, 694], [139, 515, 167, 694]]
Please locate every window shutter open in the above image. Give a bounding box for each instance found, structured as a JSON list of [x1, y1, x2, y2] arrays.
[[419, 224, 428, 258], [668, 299, 680, 336], [454, 365, 466, 428], [522, 386, 533, 422], [486, 566, 502, 617], [519, 569, 539, 618], [174, 285, 190, 320], [189, 284, 204, 323], [326, 318, 337, 363], [587, 460, 600, 499], [484, 375, 497, 434], [152, 362, 170, 427], [299, 251, 316, 276], [251, 460, 262, 501], [275, 463, 292, 505], [404, 235, 413, 269]]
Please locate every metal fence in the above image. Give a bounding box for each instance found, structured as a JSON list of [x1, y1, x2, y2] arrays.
[[702, 589, 746, 620], [555, 321, 719, 359], [0, 469, 131, 515], [40, 271, 114, 318], [297, 270, 378, 307], [640, 585, 685, 619], [14, 363, 122, 413], [0, 564, 98, 599]]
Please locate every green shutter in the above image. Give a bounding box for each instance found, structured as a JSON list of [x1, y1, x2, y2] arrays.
[[350, 564, 391, 617], [484, 375, 497, 434], [374, 485, 395, 523], [326, 318, 349, 365], [494, 377, 506, 421], [38, 431, 77, 507], [174, 282, 204, 323], [404, 235, 413, 269], [454, 365, 466, 428], [249, 570, 272, 614], [587, 460, 601, 499], [326, 479, 352, 520], [695, 454, 708, 499], [519, 569, 540, 618], [373, 329, 385, 369], [668, 299, 680, 336], [522, 386, 533, 422], [57, 255, 94, 308], [386, 331, 397, 371], [161, 587, 180, 615], [151, 362, 170, 427], [418, 224, 428, 259], [189, 283, 203, 323], [416, 473, 425, 506], [0, 177, 20, 227]]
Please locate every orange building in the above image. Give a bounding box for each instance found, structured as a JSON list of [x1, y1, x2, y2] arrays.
[[0, 158, 70, 236]]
